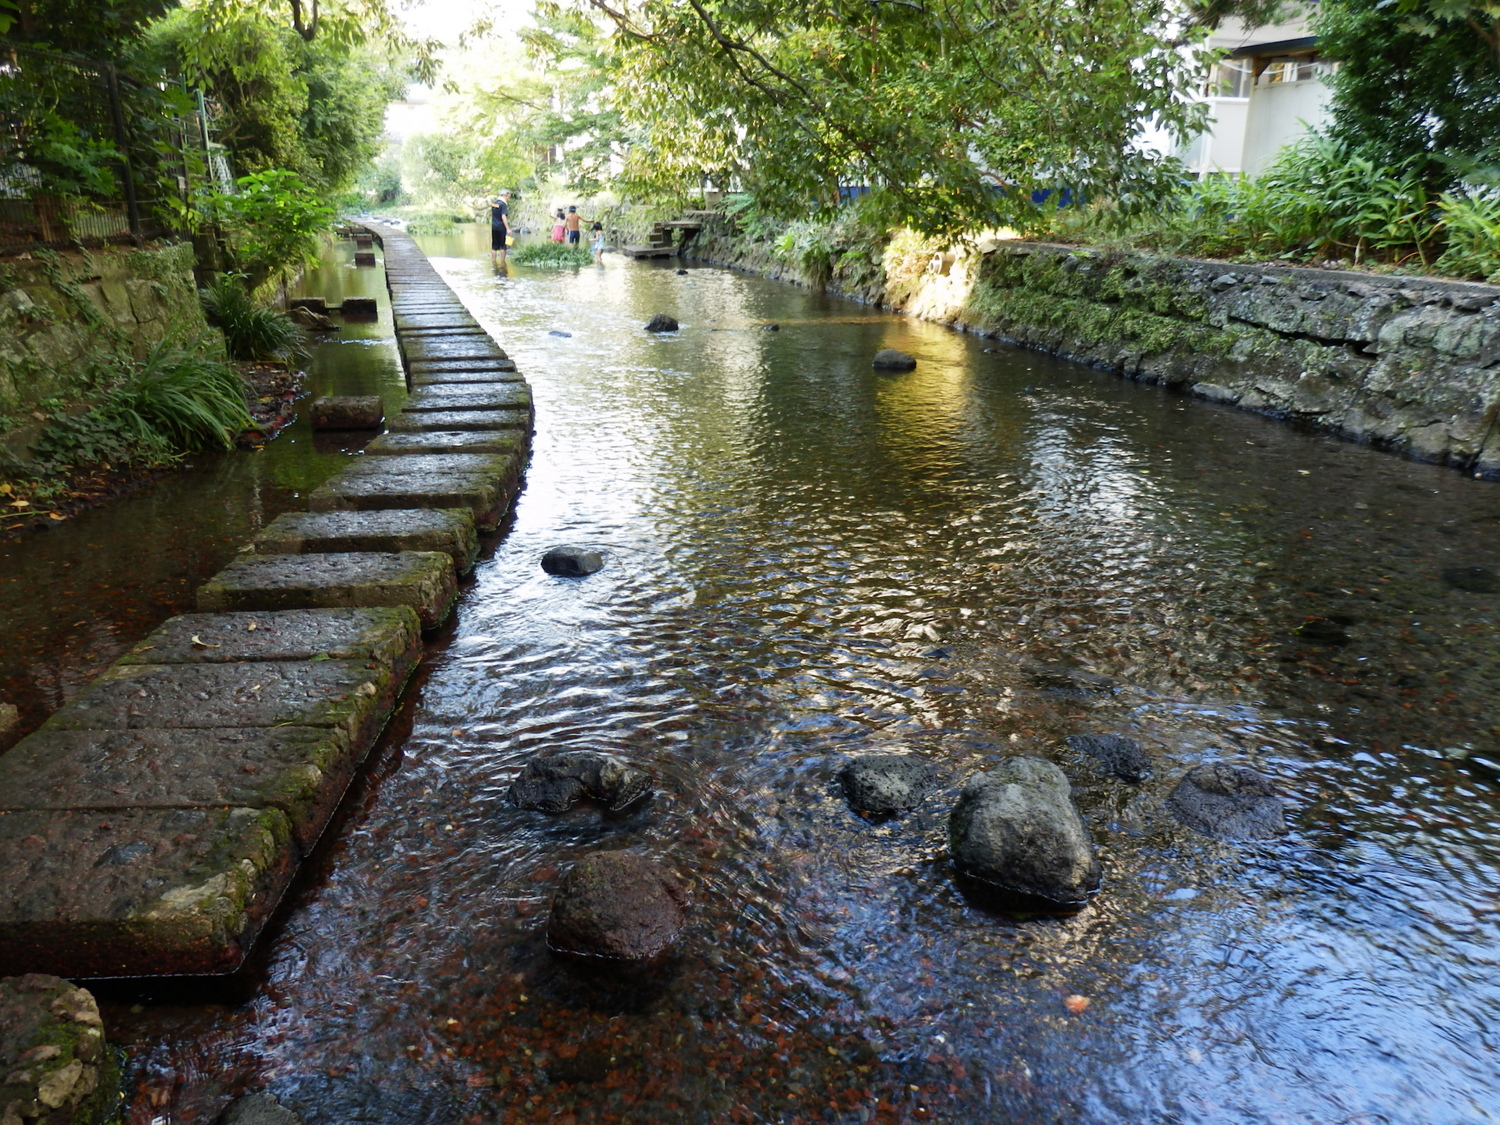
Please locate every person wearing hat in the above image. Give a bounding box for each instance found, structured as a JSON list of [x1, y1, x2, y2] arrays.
[[490, 190, 512, 266]]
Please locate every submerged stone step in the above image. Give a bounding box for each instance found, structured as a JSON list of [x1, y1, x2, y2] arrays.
[[42, 658, 410, 748], [0, 805, 296, 977], [118, 607, 422, 668], [308, 468, 512, 530], [365, 430, 528, 457], [385, 409, 529, 434], [197, 551, 459, 630], [252, 509, 480, 573], [404, 385, 533, 413], [0, 726, 359, 854]]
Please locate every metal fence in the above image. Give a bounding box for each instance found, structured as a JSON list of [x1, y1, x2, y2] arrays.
[[0, 44, 229, 255]]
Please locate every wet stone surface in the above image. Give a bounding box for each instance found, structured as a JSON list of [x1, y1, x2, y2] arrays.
[[540, 545, 603, 576], [0, 974, 116, 1125], [1167, 762, 1288, 841], [0, 726, 358, 854], [508, 750, 653, 813], [364, 430, 526, 457], [217, 1092, 305, 1125], [307, 472, 509, 532], [547, 851, 688, 962], [403, 386, 533, 413], [117, 607, 422, 667], [0, 806, 295, 976], [1067, 733, 1153, 783], [196, 552, 458, 630], [839, 753, 936, 817], [384, 409, 530, 434], [872, 348, 917, 371], [310, 396, 383, 431], [407, 363, 520, 385], [252, 510, 480, 573], [644, 314, 679, 333]]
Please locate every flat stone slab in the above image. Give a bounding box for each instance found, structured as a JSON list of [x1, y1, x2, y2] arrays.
[[410, 366, 522, 386], [0, 726, 357, 854], [308, 471, 510, 531], [252, 510, 480, 573], [407, 353, 513, 369], [0, 805, 297, 976], [197, 552, 458, 631], [365, 430, 528, 457], [401, 338, 510, 364], [385, 409, 529, 434], [403, 385, 532, 412], [394, 313, 480, 332], [118, 607, 422, 667], [333, 452, 513, 478], [41, 659, 408, 750]]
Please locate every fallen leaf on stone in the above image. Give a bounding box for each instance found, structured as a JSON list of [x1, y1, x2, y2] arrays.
[[1297, 470, 1310, 475], [309, 652, 331, 662], [8, 498, 29, 508], [48, 512, 65, 520], [190, 635, 221, 648], [1063, 994, 1090, 1014], [246, 621, 258, 631]]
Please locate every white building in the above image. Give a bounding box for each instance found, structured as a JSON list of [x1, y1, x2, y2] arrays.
[[1177, 6, 1335, 176]]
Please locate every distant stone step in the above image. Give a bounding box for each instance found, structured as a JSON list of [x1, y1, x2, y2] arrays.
[[196, 551, 459, 630], [308, 463, 515, 530], [621, 245, 675, 259], [365, 429, 527, 458], [404, 385, 533, 413], [410, 366, 523, 386], [384, 409, 530, 434], [252, 509, 480, 573]]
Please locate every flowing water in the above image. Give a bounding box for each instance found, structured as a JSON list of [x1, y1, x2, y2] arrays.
[[58, 227, 1500, 1122]]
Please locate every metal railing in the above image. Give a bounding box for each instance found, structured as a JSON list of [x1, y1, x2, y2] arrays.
[[0, 43, 228, 255]]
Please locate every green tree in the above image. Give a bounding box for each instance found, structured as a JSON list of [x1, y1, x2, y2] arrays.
[[568, 0, 1214, 239], [1315, 0, 1500, 182]]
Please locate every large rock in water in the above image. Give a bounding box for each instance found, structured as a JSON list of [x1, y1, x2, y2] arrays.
[[217, 1093, 304, 1125], [0, 974, 117, 1125], [871, 349, 917, 371], [541, 545, 603, 577], [1067, 734, 1152, 783], [547, 852, 687, 961], [644, 313, 679, 333], [839, 754, 934, 816], [509, 750, 653, 813], [948, 758, 1100, 907], [1167, 763, 1286, 841]]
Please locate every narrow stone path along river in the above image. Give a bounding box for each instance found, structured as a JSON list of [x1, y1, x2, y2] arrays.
[[106, 228, 1500, 1124]]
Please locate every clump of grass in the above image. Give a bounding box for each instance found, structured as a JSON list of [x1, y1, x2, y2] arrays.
[[510, 241, 594, 268], [200, 274, 309, 364], [31, 340, 253, 469]]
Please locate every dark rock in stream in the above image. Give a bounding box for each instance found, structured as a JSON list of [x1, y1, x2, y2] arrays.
[[509, 750, 653, 813], [644, 313, 679, 333], [1293, 616, 1352, 645], [548, 330, 572, 338], [839, 754, 935, 816], [541, 545, 603, 577], [1167, 762, 1287, 841], [1442, 565, 1499, 593], [871, 349, 917, 371], [548, 852, 687, 961], [1068, 734, 1152, 783], [675, 269, 688, 275], [762, 323, 780, 331], [948, 758, 1100, 908], [218, 1093, 305, 1125]]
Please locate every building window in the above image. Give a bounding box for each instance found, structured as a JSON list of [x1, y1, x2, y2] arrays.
[[1259, 56, 1334, 85], [1209, 59, 1253, 99]]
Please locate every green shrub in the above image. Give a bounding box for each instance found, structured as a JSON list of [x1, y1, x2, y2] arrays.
[[207, 169, 336, 288], [200, 274, 309, 364], [32, 342, 253, 469], [1434, 192, 1500, 283], [510, 241, 594, 267]]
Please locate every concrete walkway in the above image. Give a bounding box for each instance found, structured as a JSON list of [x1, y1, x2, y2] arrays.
[[0, 226, 529, 977]]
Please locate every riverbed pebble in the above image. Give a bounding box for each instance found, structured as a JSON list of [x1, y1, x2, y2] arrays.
[[1067, 734, 1152, 783], [547, 852, 687, 961], [541, 545, 603, 577], [0, 974, 116, 1125], [839, 754, 935, 816], [509, 750, 653, 813], [871, 349, 917, 371], [948, 758, 1100, 907], [644, 313, 679, 333], [1167, 762, 1287, 841], [217, 1093, 304, 1125]]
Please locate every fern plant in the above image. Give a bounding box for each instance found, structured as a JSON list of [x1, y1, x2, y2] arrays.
[[200, 274, 309, 364]]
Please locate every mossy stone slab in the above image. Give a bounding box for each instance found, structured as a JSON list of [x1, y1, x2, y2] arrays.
[[410, 367, 523, 386], [252, 510, 480, 573], [0, 726, 358, 854], [385, 409, 529, 434], [118, 606, 422, 668], [365, 430, 528, 457], [308, 471, 509, 531], [404, 385, 533, 413], [333, 452, 512, 478], [0, 805, 296, 976], [41, 658, 408, 750], [196, 551, 458, 630]]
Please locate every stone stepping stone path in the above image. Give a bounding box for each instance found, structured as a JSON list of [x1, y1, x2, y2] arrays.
[[0, 224, 532, 977]]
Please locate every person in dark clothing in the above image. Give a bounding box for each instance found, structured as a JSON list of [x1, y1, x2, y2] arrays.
[[490, 190, 512, 266]]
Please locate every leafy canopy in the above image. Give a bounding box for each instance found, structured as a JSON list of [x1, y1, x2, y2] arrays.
[[573, 0, 1215, 238]]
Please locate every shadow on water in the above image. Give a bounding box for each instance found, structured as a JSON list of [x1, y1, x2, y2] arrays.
[[71, 224, 1500, 1123]]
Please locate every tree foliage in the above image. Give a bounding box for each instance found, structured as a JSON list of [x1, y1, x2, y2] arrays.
[[568, 0, 1213, 238]]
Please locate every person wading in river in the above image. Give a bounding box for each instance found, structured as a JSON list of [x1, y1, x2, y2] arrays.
[[564, 205, 582, 245], [490, 190, 512, 267]]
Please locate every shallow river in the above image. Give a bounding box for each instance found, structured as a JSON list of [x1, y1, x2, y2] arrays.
[[92, 228, 1500, 1122]]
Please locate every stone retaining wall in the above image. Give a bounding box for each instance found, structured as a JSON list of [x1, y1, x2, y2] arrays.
[[687, 218, 1500, 478]]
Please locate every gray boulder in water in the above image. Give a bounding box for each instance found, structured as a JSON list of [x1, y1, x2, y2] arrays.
[[1167, 762, 1286, 841], [644, 313, 679, 332], [839, 754, 935, 816], [509, 750, 653, 813], [1068, 734, 1152, 783], [541, 545, 603, 576], [547, 851, 687, 961], [949, 758, 1100, 907], [871, 348, 917, 371]]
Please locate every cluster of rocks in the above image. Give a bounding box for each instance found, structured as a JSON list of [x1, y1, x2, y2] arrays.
[[837, 736, 1287, 911], [0, 974, 116, 1125]]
